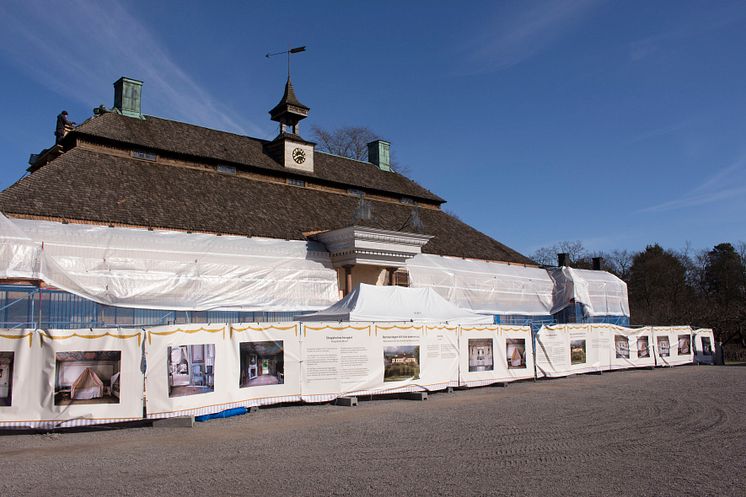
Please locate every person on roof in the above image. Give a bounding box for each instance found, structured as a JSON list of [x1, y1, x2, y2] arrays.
[[55, 111, 75, 144]]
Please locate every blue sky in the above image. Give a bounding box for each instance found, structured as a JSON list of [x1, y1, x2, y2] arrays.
[[0, 0, 744, 256]]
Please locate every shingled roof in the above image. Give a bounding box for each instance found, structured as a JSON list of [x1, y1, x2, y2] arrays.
[[0, 148, 534, 264], [70, 112, 444, 203]]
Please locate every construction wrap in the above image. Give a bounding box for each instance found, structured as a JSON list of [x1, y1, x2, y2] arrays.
[[458, 325, 534, 387], [692, 328, 716, 365], [406, 254, 554, 315], [548, 267, 630, 317], [0, 213, 339, 312], [0, 328, 144, 429]]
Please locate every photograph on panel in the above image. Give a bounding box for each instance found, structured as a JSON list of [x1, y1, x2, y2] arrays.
[[0, 352, 14, 406], [239, 340, 284, 388], [54, 351, 121, 405], [167, 344, 215, 397], [701, 336, 713, 356], [383, 345, 420, 382], [637, 336, 650, 358], [570, 339, 587, 365], [468, 339, 494, 372], [657, 336, 670, 357], [506, 338, 527, 369], [678, 334, 691, 355], [614, 335, 630, 359], [679, 335, 692, 355]]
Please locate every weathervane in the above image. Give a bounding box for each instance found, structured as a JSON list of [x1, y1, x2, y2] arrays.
[[266, 46, 307, 77]]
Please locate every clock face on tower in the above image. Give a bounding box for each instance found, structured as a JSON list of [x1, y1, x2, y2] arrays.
[[292, 147, 306, 164]]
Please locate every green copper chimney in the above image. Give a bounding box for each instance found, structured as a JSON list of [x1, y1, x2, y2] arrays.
[[113, 77, 144, 119], [368, 140, 391, 172]]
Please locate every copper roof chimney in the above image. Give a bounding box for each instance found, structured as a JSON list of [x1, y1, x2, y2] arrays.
[[113, 77, 144, 119], [368, 140, 391, 172]]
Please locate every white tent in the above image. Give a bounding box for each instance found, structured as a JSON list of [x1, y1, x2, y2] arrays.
[[298, 283, 494, 324]]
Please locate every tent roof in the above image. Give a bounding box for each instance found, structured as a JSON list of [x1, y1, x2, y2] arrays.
[[298, 283, 493, 324]]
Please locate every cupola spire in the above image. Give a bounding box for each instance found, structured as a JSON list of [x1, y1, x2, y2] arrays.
[[268, 76, 310, 136]]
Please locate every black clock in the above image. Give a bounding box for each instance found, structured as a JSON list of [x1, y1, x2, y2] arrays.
[[292, 148, 306, 164]]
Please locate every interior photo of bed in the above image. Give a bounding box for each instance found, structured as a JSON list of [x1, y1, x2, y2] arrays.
[[168, 344, 216, 397], [54, 351, 121, 405], [239, 341, 284, 388]]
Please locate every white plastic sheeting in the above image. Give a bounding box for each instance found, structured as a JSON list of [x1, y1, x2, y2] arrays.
[[406, 254, 555, 316], [458, 325, 534, 387], [548, 267, 630, 317], [297, 283, 493, 324], [0, 214, 339, 312]]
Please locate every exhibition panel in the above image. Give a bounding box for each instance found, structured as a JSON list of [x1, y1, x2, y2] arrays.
[[692, 328, 716, 365], [459, 325, 533, 387], [38, 329, 144, 428], [535, 324, 608, 377], [652, 326, 694, 367], [0, 330, 41, 428], [606, 325, 656, 370], [300, 323, 380, 402], [144, 324, 229, 419], [227, 323, 302, 407]]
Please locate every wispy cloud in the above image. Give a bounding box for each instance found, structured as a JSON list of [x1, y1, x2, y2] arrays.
[[457, 0, 602, 74], [639, 156, 746, 213], [0, 0, 264, 136], [628, 4, 746, 62]]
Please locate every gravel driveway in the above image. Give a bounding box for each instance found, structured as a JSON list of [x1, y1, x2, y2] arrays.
[[1, 365, 744, 497]]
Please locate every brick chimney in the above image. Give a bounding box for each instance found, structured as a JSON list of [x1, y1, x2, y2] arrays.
[[557, 253, 570, 267], [592, 257, 603, 271]]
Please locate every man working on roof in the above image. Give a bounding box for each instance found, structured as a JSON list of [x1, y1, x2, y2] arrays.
[[55, 111, 75, 144]]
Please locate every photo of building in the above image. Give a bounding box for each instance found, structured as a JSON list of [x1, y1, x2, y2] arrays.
[[570, 340, 587, 365], [239, 341, 284, 388], [615, 335, 630, 359], [468, 339, 493, 372], [657, 337, 670, 357], [54, 351, 121, 405], [0, 351, 13, 406], [167, 344, 215, 397], [383, 346, 420, 382], [506, 338, 527, 369], [637, 336, 650, 358], [678, 335, 691, 355]]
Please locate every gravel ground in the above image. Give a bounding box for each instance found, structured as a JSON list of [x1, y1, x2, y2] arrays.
[[1, 365, 744, 497]]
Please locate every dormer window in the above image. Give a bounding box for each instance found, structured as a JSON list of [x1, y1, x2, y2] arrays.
[[287, 178, 305, 187], [400, 197, 415, 205], [131, 150, 157, 161], [348, 188, 364, 198], [216, 165, 237, 175]]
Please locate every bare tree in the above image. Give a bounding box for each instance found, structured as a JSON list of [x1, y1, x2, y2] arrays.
[[311, 125, 376, 161], [531, 240, 586, 266], [310, 124, 410, 174]]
